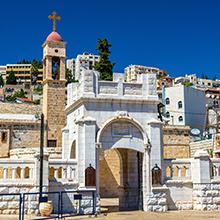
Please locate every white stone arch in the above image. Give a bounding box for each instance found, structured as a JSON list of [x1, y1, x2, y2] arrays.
[[96, 115, 149, 153]]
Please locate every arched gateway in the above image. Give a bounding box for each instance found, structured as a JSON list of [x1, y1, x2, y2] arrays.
[[97, 116, 147, 210], [63, 70, 164, 212]]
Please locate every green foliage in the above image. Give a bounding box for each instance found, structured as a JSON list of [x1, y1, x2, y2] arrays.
[[33, 99, 40, 105], [31, 59, 42, 85], [94, 38, 114, 81], [65, 68, 78, 85], [6, 89, 27, 102], [0, 75, 4, 88], [33, 86, 43, 95], [6, 71, 16, 85], [182, 81, 193, 87]]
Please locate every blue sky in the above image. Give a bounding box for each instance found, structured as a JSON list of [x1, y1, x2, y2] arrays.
[[0, 0, 220, 78]]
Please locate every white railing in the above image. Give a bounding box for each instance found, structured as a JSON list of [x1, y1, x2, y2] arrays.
[[0, 159, 35, 183], [49, 159, 77, 181], [164, 158, 192, 181]]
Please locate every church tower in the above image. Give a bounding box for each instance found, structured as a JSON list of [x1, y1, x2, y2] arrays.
[[42, 12, 66, 150]]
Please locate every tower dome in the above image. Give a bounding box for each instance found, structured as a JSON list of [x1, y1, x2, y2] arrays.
[[46, 31, 63, 42]]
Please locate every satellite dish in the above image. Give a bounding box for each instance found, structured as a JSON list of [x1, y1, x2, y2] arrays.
[[191, 128, 201, 136]]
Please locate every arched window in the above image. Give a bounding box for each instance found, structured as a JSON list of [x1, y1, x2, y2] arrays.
[[178, 101, 183, 109], [70, 141, 76, 159], [166, 112, 170, 118], [165, 98, 170, 105], [178, 116, 183, 122]]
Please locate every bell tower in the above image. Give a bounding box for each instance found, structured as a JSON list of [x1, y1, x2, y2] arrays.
[[42, 11, 66, 150]]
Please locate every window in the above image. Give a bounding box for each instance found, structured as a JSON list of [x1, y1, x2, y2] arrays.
[[178, 116, 183, 122], [165, 98, 170, 105], [47, 140, 57, 148], [178, 101, 183, 109], [166, 112, 170, 118], [1, 132, 7, 143]]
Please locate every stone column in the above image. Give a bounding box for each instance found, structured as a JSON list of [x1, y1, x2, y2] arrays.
[[76, 116, 96, 187], [143, 143, 152, 211]]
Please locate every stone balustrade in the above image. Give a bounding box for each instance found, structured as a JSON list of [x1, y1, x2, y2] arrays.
[[49, 159, 77, 181], [67, 70, 158, 107], [164, 158, 192, 181], [0, 159, 35, 183], [211, 158, 220, 179]]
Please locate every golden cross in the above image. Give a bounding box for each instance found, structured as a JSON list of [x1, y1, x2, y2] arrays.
[[48, 11, 61, 32]]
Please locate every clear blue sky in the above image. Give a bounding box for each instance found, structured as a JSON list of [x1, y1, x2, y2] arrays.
[[0, 0, 220, 78]]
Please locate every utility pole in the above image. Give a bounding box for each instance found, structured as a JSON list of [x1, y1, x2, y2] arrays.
[[39, 113, 44, 201]]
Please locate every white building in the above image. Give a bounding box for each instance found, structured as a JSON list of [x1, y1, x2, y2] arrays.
[[164, 85, 207, 131], [66, 58, 75, 75], [0, 66, 6, 82], [175, 74, 220, 89], [125, 65, 163, 82], [75, 53, 100, 80]]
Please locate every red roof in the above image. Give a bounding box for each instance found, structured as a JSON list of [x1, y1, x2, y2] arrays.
[[16, 97, 33, 103], [46, 31, 63, 42]]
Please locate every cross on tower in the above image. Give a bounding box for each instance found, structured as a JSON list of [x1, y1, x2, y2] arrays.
[[48, 11, 61, 32]]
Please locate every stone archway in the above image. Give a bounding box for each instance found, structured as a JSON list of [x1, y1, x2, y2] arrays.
[[97, 117, 147, 211]]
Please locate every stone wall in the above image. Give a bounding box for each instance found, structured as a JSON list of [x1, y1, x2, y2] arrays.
[[0, 121, 41, 157], [193, 183, 220, 210], [99, 149, 121, 198], [0, 103, 41, 114], [190, 139, 212, 157], [163, 125, 190, 159]]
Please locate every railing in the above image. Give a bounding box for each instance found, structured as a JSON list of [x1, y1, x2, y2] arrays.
[[164, 158, 192, 181], [0, 159, 35, 182], [49, 159, 77, 181]]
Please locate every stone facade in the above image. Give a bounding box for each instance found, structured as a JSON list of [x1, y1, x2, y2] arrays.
[[163, 125, 190, 159]]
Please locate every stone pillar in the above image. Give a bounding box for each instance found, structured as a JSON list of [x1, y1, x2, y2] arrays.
[[46, 56, 52, 80], [3, 168, 7, 179], [192, 150, 211, 184], [60, 57, 66, 80], [21, 168, 25, 179], [12, 168, 16, 179], [147, 120, 164, 182], [76, 116, 96, 187], [143, 143, 151, 211]]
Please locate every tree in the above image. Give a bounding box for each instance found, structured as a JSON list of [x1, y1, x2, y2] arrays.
[[65, 68, 77, 85], [6, 71, 17, 85], [200, 73, 208, 79], [94, 38, 115, 81], [0, 75, 4, 88]]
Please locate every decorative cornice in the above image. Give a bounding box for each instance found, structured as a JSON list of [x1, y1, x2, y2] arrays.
[[66, 97, 160, 115]]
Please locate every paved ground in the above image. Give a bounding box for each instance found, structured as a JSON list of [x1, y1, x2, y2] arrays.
[[1, 198, 220, 220]]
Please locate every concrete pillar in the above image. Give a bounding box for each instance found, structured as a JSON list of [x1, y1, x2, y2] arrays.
[[192, 150, 211, 184]]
